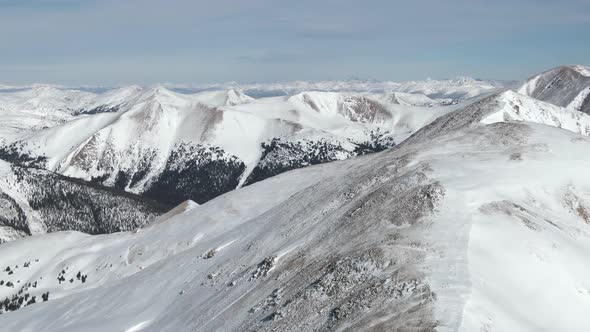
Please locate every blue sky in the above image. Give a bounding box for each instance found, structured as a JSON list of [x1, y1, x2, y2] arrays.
[[0, 0, 589, 85]]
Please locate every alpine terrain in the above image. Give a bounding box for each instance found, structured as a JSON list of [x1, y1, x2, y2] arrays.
[[0, 78, 494, 218], [518, 65, 590, 114], [0, 65, 590, 331]]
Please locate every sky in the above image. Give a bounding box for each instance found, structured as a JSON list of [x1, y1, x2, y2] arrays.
[[0, 0, 589, 85]]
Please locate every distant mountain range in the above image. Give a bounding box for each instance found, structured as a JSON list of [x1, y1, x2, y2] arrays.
[[0, 76, 509, 98], [163, 76, 510, 99]]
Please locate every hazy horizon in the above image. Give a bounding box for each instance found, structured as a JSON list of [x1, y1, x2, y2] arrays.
[[0, 74, 519, 90]]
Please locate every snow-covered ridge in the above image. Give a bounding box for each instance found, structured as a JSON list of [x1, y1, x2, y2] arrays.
[[572, 65, 590, 77], [0, 72, 585, 208], [3, 66, 590, 330], [480, 90, 590, 136], [0, 85, 257, 123], [1, 114, 590, 330], [1, 86, 457, 206], [0, 86, 95, 114], [0, 75, 502, 145], [517, 65, 590, 114], [403, 89, 590, 147], [517, 74, 540, 96], [387, 92, 444, 107], [567, 87, 590, 111], [1, 82, 586, 210]]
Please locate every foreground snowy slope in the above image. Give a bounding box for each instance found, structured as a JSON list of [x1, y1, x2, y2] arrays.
[[1, 90, 590, 331]]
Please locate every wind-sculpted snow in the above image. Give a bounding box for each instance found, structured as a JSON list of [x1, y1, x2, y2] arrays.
[[2, 67, 590, 330], [0, 135, 446, 330], [0, 161, 165, 243], [2, 117, 590, 330], [518, 65, 590, 114]]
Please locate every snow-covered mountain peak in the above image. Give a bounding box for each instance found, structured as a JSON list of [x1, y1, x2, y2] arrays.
[[394, 77, 502, 100], [285, 91, 392, 124], [571, 64, 590, 77], [447, 76, 482, 85], [0, 86, 96, 115], [225, 88, 255, 105], [406, 89, 590, 144], [517, 65, 590, 114], [106, 85, 143, 96], [28, 86, 65, 96], [472, 90, 590, 138], [143, 86, 180, 99], [190, 89, 255, 107], [133, 86, 193, 111], [23, 86, 95, 101], [287, 91, 339, 112], [92, 86, 144, 104], [152, 200, 200, 225], [549, 65, 590, 78], [482, 90, 590, 136], [387, 92, 441, 107]]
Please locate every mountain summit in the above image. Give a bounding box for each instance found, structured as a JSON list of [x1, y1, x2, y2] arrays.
[[518, 65, 590, 114]]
